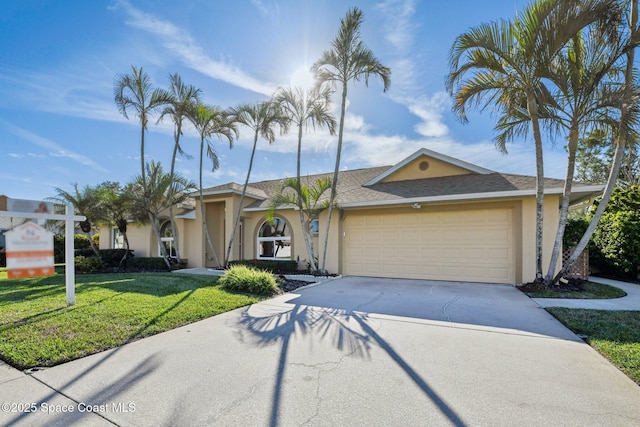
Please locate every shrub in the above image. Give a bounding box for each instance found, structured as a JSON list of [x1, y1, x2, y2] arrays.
[[126, 257, 171, 272], [592, 210, 640, 278], [563, 217, 589, 247], [228, 259, 298, 273], [74, 256, 105, 274], [54, 234, 92, 263], [101, 249, 134, 267], [590, 185, 640, 279], [219, 265, 278, 295]]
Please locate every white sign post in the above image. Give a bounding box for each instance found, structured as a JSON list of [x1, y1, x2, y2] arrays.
[[0, 204, 85, 306]]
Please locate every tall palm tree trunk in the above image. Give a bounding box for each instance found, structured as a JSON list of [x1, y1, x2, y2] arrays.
[[225, 132, 259, 265], [150, 212, 172, 269], [527, 91, 545, 283], [557, 139, 626, 280], [320, 81, 347, 274], [545, 123, 579, 285], [168, 135, 183, 264], [118, 221, 131, 268], [295, 123, 317, 273], [140, 125, 147, 191], [199, 138, 221, 268]]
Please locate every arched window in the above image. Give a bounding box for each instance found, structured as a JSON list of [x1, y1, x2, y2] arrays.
[[159, 221, 176, 259], [257, 218, 291, 260]]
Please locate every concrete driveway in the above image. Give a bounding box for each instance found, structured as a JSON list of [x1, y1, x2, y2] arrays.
[[2, 277, 639, 426]]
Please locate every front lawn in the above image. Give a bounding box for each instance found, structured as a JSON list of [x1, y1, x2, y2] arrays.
[[548, 308, 640, 385], [0, 272, 265, 369]]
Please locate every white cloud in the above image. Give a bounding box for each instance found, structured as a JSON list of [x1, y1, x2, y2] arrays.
[[1, 120, 109, 173], [0, 66, 121, 123], [406, 93, 450, 138], [114, 0, 278, 96], [376, 0, 417, 54]]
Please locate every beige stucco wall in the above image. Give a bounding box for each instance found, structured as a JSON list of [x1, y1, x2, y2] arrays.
[[382, 156, 472, 182], [99, 192, 563, 283], [520, 195, 561, 283]]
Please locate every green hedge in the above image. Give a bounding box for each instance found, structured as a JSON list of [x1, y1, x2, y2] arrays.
[[75, 256, 105, 274], [588, 186, 640, 279], [592, 210, 640, 278], [228, 259, 298, 273], [125, 257, 171, 272], [73, 249, 133, 267], [54, 234, 92, 263]]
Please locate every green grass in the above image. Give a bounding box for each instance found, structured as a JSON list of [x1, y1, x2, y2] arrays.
[[548, 308, 640, 385], [0, 272, 266, 369], [522, 280, 627, 299]]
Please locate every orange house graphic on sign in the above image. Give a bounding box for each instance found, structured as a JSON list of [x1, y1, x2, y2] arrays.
[[4, 222, 54, 279]]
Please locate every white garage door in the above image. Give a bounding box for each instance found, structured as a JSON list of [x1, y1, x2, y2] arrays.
[[343, 207, 515, 284]]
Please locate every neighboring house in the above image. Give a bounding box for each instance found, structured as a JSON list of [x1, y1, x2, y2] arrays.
[[99, 148, 603, 285]]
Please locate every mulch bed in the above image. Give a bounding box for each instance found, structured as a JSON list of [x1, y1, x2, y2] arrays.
[[277, 278, 314, 293], [518, 277, 586, 294]]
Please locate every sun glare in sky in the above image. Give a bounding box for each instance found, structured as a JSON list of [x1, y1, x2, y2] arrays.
[[289, 64, 315, 89]]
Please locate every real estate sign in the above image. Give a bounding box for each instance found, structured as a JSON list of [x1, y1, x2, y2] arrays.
[[5, 222, 54, 279]]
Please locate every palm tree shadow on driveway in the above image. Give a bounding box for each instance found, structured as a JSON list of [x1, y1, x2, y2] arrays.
[[237, 282, 467, 427]]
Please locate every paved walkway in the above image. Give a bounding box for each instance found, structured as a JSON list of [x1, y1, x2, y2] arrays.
[[533, 276, 640, 310], [1, 277, 638, 426]]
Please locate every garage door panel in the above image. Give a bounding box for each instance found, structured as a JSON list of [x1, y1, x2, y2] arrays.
[[344, 208, 515, 284]]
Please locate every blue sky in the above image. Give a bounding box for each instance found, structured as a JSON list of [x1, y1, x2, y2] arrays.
[[1, 0, 571, 202]]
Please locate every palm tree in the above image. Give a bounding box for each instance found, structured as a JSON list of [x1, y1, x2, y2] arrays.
[[543, 20, 629, 285], [187, 102, 237, 268], [114, 66, 171, 194], [312, 6, 391, 273], [224, 101, 287, 265], [267, 177, 332, 273], [447, 0, 619, 283], [51, 183, 102, 258], [158, 73, 201, 264], [557, 0, 640, 282], [95, 181, 137, 267], [274, 85, 336, 273], [129, 161, 197, 269]]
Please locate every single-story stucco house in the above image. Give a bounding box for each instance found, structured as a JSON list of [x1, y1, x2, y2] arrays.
[[99, 148, 603, 285]]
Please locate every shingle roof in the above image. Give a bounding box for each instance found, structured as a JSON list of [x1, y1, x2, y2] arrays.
[[205, 163, 595, 210], [201, 182, 268, 200]]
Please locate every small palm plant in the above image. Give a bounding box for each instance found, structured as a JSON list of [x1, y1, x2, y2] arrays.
[[267, 177, 331, 274]]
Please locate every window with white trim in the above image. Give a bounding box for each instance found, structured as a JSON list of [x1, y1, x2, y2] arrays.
[[113, 228, 124, 249], [257, 218, 291, 260], [159, 221, 176, 259], [310, 219, 319, 235]]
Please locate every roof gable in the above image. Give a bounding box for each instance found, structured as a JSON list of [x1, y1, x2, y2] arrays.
[[365, 148, 493, 185]]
